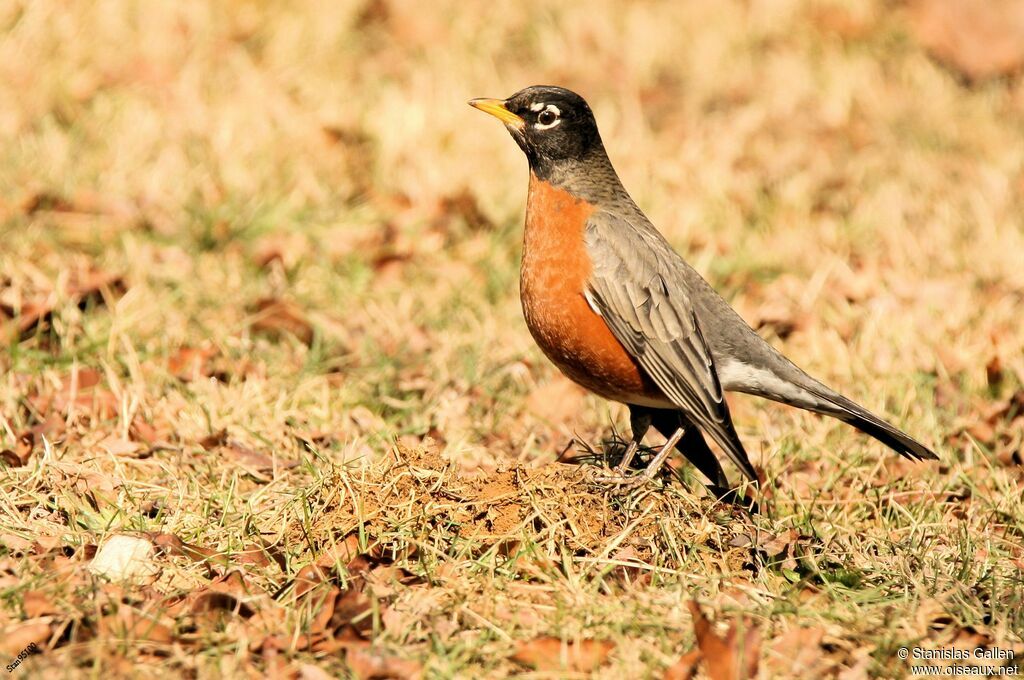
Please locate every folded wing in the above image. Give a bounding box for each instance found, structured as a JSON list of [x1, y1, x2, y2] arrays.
[[584, 211, 757, 482]]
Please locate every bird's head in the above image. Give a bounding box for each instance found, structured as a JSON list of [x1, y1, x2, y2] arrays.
[[469, 86, 603, 177]]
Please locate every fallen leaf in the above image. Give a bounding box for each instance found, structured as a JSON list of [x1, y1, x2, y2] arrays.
[[314, 534, 363, 570], [986, 355, 1004, 389], [764, 626, 827, 677], [168, 346, 218, 381], [511, 637, 614, 672], [0, 533, 34, 553], [293, 564, 329, 599], [199, 429, 229, 450], [98, 609, 174, 644], [908, 0, 1024, 81], [664, 649, 702, 680], [190, 589, 255, 619], [329, 586, 375, 638], [435, 188, 494, 233], [22, 591, 58, 618], [1, 265, 125, 340], [28, 366, 118, 421], [225, 443, 296, 476], [250, 297, 314, 345], [14, 432, 34, 464], [758, 529, 800, 572], [688, 600, 760, 680], [0, 621, 50, 656], [97, 434, 144, 457], [186, 570, 259, 629], [298, 663, 336, 680], [66, 268, 125, 304], [253, 233, 309, 270], [0, 450, 22, 467], [151, 532, 226, 567], [809, 2, 877, 40], [130, 418, 168, 446], [346, 647, 423, 680], [233, 543, 276, 569]]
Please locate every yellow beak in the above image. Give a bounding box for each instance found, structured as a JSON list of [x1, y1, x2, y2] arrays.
[[468, 98, 524, 128]]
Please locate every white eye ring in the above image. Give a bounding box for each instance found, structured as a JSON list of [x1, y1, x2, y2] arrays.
[[535, 104, 561, 130]]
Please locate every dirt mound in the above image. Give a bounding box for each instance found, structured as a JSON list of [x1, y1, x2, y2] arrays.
[[293, 440, 752, 577]]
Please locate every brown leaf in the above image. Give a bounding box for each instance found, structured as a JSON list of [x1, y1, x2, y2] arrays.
[[151, 532, 228, 568], [511, 637, 614, 672], [314, 534, 363, 570], [0, 532, 34, 553], [22, 591, 58, 618], [98, 609, 174, 644], [298, 664, 336, 680], [293, 564, 329, 599], [130, 418, 165, 446], [1, 265, 123, 341], [0, 450, 22, 468], [14, 432, 34, 464], [436, 188, 494, 233], [664, 649, 702, 680], [66, 268, 125, 303], [168, 346, 218, 381], [250, 297, 314, 345], [986, 355, 1004, 389], [233, 543, 277, 569], [809, 3, 877, 40], [330, 587, 375, 638], [97, 434, 145, 457], [309, 586, 341, 634], [908, 0, 1024, 81], [225, 443, 296, 476], [27, 366, 119, 421], [688, 600, 760, 680], [765, 626, 827, 676], [0, 621, 51, 656], [20, 190, 74, 214], [189, 571, 258, 622], [190, 590, 255, 619], [758, 529, 800, 572], [346, 647, 423, 680], [253, 233, 309, 270], [199, 429, 228, 449]]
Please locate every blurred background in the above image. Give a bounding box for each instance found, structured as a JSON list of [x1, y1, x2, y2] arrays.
[[2, 0, 1021, 460]]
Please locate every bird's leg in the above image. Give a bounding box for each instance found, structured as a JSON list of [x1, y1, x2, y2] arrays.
[[591, 424, 685, 487], [611, 407, 653, 474]]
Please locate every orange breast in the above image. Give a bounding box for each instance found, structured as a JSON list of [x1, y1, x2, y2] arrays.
[[520, 174, 663, 404]]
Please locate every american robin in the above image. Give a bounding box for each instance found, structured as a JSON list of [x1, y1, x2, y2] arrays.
[[469, 85, 937, 492]]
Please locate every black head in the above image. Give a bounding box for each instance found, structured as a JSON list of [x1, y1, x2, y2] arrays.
[[469, 86, 604, 178]]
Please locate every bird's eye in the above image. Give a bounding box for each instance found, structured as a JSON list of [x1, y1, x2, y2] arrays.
[[538, 109, 557, 126]]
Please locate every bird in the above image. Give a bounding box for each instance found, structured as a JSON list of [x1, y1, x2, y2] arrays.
[[469, 85, 937, 494]]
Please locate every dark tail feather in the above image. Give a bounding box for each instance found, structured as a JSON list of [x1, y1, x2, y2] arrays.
[[805, 387, 938, 461]]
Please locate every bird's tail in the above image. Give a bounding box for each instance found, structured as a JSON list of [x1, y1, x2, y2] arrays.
[[800, 383, 938, 461]]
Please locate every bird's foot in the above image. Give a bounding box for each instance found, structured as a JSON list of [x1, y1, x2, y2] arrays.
[[586, 430, 681, 489], [585, 464, 652, 488]]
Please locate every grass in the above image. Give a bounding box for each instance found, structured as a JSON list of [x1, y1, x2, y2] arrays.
[[1, 0, 1023, 677]]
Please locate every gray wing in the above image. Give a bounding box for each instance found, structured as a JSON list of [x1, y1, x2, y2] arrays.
[[584, 211, 757, 482]]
